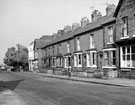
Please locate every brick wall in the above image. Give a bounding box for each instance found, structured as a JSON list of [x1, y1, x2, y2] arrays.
[[116, 0, 135, 41]]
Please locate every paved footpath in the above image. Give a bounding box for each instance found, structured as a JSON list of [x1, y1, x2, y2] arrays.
[[26, 72, 135, 87], [0, 89, 27, 105]]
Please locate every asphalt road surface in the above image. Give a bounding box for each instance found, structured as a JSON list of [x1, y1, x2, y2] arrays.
[[0, 72, 135, 105]]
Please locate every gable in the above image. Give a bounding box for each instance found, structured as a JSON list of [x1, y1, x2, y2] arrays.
[[114, 0, 135, 17]]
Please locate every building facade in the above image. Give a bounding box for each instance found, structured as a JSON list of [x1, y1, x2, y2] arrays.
[[114, 0, 135, 78], [41, 5, 117, 78]]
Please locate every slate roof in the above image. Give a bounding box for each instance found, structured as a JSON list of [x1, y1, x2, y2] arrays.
[[43, 14, 116, 48], [40, 35, 53, 40], [35, 39, 51, 49]]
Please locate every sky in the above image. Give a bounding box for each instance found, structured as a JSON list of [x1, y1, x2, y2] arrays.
[[0, 0, 119, 64]]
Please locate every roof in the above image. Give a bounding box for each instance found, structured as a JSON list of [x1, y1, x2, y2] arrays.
[[40, 35, 53, 40], [102, 14, 115, 25], [35, 39, 51, 49], [113, 0, 123, 17], [44, 14, 116, 48]]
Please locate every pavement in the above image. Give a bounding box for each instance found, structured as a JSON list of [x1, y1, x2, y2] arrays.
[[26, 72, 135, 87], [0, 90, 26, 105]]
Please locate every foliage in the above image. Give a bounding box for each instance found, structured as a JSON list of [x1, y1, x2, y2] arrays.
[[4, 44, 28, 70]]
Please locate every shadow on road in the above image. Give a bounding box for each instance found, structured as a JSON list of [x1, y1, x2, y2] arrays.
[[0, 79, 25, 92]]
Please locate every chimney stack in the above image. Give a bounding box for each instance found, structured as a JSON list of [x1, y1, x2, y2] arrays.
[[91, 10, 102, 22], [72, 23, 80, 31], [81, 17, 89, 27], [106, 4, 116, 16], [64, 25, 72, 34]]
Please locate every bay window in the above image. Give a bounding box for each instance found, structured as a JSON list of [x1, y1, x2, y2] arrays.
[[121, 45, 135, 68], [103, 49, 116, 67], [86, 51, 97, 67], [74, 53, 82, 67]]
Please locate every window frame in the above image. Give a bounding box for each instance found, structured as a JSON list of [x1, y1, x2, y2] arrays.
[[90, 34, 95, 49], [74, 53, 82, 67], [77, 38, 80, 51], [108, 26, 114, 44], [121, 16, 128, 38], [103, 48, 116, 68], [86, 51, 97, 67], [120, 45, 135, 68]]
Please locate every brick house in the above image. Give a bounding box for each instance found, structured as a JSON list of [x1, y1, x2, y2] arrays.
[[114, 0, 135, 78], [28, 35, 52, 72], [102, 4, 118, 78], [41, 5, 118, 78]]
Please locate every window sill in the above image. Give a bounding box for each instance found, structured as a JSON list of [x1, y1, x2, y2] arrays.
[[64, 66, 71, 68], [120, 36, 129, 39], [74, 66, 82, 67], [107, 42, 114, 45], [86, 65, 97, 68], [102, 66, 116, 69]]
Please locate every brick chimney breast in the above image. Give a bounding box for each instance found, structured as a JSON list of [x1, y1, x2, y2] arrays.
[[72, 23, 80, 31], [64, 25, 72, 34], [81, 17, 90, 27], [91, 10, 102, 22], [106, 4, 116, 16]]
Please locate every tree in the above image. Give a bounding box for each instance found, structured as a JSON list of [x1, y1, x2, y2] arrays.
[[4, 44, 28, 71]]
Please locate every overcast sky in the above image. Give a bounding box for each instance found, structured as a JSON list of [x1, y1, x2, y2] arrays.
[[0, 0, 119, 64]]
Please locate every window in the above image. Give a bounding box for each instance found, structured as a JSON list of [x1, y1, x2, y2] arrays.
[[57, 57, 63, 67], [52, 46, 54, 55], [121, 45, 135, 68], [90, 34, 95, 48], [104, 51, 109, 66], [87, 53, 90, 66], [108, 26, 113, 43], [121, 17, 128, 37], [74, 55, 77, 67], [52, 57, 56, 67], [86, 51, 97, 67], [58, 44, 62, 54], [64, 56, 71, 68], [67, 42, 70, 53], [77, 38, 80, 51], [74, 53, 82, 67], [110, 50, 116, 66]]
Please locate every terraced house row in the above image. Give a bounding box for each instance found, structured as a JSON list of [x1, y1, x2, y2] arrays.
[[28, 0, 135, 79]]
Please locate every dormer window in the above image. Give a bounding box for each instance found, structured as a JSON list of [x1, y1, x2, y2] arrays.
[[108, 26, 113, 43], [121, 17, 128, 38], [90, 34, 95, 49], [77, 38, 80, 51]]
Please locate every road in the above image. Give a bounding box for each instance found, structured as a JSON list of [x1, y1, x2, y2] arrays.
[[0, 72, 135, 105]]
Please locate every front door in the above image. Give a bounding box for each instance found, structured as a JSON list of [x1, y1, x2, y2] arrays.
[[98, 53, 103, 71]]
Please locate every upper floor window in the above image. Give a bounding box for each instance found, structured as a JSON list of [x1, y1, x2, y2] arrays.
[[52, 46, 54, 54], [77, 38, 80, 51], [121, 17, 128, 37], [59, 44, 62, 54], [108, 26, 113, 43], [90, 34, 95, 49], [67, 42, 70, 53]]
